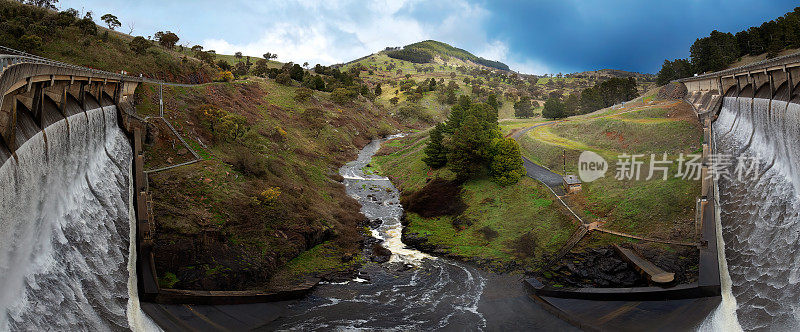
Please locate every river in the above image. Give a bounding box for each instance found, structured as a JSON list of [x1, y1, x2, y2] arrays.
[[261, 136, 574, 331]]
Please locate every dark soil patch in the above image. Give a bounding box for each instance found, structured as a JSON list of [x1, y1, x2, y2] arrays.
[[401, 178, 466, 218], [658, 82, 688, 100], [542, 246, 647, 288]]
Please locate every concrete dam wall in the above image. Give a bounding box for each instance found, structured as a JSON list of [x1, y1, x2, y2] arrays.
[[0, 102, 147, 330], [705, 82, 800, 330]]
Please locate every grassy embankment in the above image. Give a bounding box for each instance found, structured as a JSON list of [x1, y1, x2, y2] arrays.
[[137, 78, 406, 290], [373, 134, 576, 272], [513, 91, 703, 244]]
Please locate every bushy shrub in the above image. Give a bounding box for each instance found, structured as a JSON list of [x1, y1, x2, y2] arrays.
[[214, 71, 234, 82], [397, 104, 434, 123], [489, 137, 525, 186], [228, 147, 268, 178], [331, 88, 357, 104], [129, 36, 150, 55], [258, 187, 281, 206], [275, 72, 291, 85], [294, 87, 313, 102]]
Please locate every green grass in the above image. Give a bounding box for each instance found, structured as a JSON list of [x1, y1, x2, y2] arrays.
[[518, 100, 702, 241], [267, 241, 363, 286], [403, 177, 575, 270]]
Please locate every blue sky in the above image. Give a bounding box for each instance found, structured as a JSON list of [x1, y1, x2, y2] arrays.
[[60, 0, 798, 74]]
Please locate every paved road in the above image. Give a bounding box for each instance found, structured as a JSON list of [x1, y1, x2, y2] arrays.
[[510, 120, 566, 195]]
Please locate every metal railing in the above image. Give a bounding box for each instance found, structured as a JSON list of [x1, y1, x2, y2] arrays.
[[0, 45, 135, 80], [0, 45, 198, 87], [677, 50, 800, 82]]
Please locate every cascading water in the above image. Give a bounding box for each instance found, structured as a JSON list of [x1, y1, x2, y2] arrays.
[[705, 95, 800, 331], [0, 106, 148, 330], [264, 137, 573, 331]]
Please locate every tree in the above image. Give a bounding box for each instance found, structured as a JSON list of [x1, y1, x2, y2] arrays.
[[542, 97, 566, 119], [216, 60, 232, 71], [233, 61, 251, 77], [448, 115, 492, 179], [217, 114, 248, 141], [302, 62, 309, 69], [689, 30, 738, 74], [489, 137, 526, 186], [263, 52, 277, 60], [445, 89, 457, 105], [191, 45, 203, 54], [101, 14, 120, 30], [564, 93, 580, 116], [514, 96, 533, 118], [275, 72, 291, 85], [76, 12, 97, 35], [252, 59, 270, 77], [154, 31, 179, 49], [374, 83, 382, 96], [23, 0, 58, 10], [422, 123, 448, 169], [487, 94, 499, 111], [197, 51, 216, 65], [289, 64, 304, 81], [234, 51, 243, 62], [129, 36, 150, 55], [18, 35, 42, 53], [656, 58, 692, 85]]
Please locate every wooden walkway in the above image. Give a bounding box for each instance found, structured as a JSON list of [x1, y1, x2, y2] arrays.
[[613, 245, 674, 284]]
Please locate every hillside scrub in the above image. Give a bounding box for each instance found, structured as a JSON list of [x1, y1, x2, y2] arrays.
[[138, 79, 408, 290], [0, 1, 213, 83]]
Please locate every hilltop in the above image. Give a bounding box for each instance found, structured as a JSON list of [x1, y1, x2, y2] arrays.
[[340, 40, 655, 122]]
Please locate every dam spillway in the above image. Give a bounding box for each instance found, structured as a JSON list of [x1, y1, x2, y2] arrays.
[[713, 94, 800, 330], [0, 106, 138, 330]]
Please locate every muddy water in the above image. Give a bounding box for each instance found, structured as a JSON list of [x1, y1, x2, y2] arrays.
[[265, 137, 573, 331]]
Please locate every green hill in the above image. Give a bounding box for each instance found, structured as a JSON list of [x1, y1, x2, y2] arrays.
[[386, 40, 510, 70]]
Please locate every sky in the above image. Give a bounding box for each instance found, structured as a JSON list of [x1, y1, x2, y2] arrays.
[[59, 0, 799, 74]]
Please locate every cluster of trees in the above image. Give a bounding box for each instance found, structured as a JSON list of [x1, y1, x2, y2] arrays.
[[577, 77, 638, 114], [402, 40, 511, 70], [0, 3, 100, 52], [513, 96, 539, 118], [657, 7, 800, 84], [15, 0, 58, 9], [423, 97, 525, 186], [154, 31, 179, 49], [542, 97, 566, 119], [386, 48, 434, 63]]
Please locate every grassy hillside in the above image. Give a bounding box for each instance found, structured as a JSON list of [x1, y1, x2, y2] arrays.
[[341, 45, 654, 126], [399, 40, 510, 70], [137, 78, 405, 290], [0, 1, 214, 83], [513, 90, 702, 242]]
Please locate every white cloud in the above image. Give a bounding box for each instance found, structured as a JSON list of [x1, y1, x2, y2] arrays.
[[200, 0, 548, 74]]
